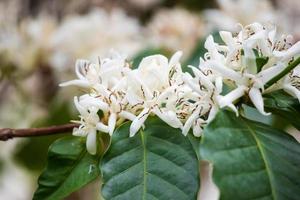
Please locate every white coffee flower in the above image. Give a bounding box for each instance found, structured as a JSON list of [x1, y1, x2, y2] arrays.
[[181, 66, 225, 136], [60, 51, 130, 90], [61, 51, 135, 135], [72, 96, 101, 155], [127, 51, 184, 136]]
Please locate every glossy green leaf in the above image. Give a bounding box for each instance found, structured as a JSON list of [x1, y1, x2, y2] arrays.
[[264, 90, 300, 130], [33, 136, 100, 200], [242, 104, 274, 126], [200, 110, 300, 200], [101, 117, 199, 200]]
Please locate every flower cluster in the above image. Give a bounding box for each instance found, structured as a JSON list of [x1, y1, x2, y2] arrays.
[[61, 23, 300, 154], [200, 22, 300, 114]]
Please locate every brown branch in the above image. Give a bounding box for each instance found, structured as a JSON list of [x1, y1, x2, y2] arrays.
[[0, 123, 79, 141]]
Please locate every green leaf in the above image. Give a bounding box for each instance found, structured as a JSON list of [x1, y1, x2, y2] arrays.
[[33, 136, 100, 200], [188, 134, 200, 159], [264, 90, 300, 130], [101, 117, 199, 200], [242, 104, 274, 126], [200, 110, 300, 200], [131, 48, 164, 69]]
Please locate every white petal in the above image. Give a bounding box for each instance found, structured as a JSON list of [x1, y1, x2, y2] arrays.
[[217, 86, 246, 108], [257, 64, 285, 84], [274, 41, 300, 60], [193, 120, 203, 137], [153, 108, 183, 129], [86, 129, 97, 155], [182, 109, 200, 136], [169, 51, 183, 67], [73, 127, 85, 136], [205, 35, 223, 60], [59, 80, 90, 88], [190, 66, 214, 90], [206, 106, 218, 123], [75, 59, 90, 80], [268, 28, 276, 44], [96, 122, 109, 133], [157, 85, 176, 102], [93, 84, 110, 97], [227, 104, 239, 116], [108, 113, 117, 136], [219, 31, 235, 49], [119, 111, 136, 121], [215, 76, 223, 93], [74, 96, 89, 116], [204, 60, 243, 81], [130, 108, 150, 137], [139, 54, 168, 72], [80, 96, 109, 112], [249, 87, 270, 116], [127, 72, 152, 100], [283, 84, 300, 103], [182, 73, 202, 94]]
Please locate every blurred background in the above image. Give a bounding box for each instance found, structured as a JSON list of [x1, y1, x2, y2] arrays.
[[0, 0, 299, 199]]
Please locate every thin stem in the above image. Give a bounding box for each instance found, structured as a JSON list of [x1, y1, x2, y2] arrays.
[[0, 123, 78, 141], [265, 57, 300, 89]]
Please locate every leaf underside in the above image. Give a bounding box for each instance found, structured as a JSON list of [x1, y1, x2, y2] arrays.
[[33, 136, 100, 200], [200, 110, 300, 200], [101, 117, 199, 200]]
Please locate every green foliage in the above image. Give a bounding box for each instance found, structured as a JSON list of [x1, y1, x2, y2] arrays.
[[200, 110, 300, 200], [33, 136, 100, 200], [101, 117, 199, 200], [242, 104, 274, 126], [264, 90, 300, 130]]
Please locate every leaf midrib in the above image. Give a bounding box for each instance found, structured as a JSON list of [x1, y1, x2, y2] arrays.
[[140, 129, 147, 200], [241, 118, 277, 200]]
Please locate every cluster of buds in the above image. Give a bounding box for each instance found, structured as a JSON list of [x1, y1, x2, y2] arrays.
[[61, 23, 300, 154]]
